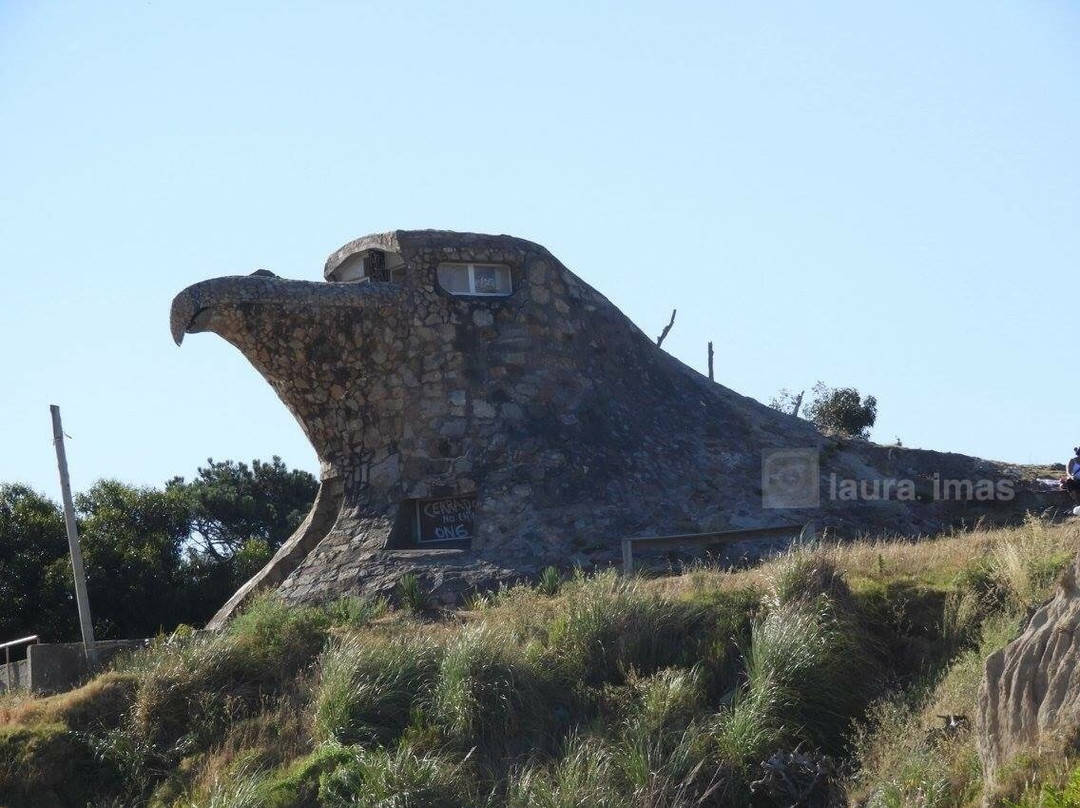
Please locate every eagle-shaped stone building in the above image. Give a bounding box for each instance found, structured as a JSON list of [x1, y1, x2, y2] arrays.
[[170, 230, 1044, 624]]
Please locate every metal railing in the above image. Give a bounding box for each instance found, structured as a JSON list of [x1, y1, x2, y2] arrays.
[[1, 634, 39, 692], [621, 522, 816, 576]]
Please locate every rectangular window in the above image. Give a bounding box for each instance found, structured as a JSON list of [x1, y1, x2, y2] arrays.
[[436, 263, 512, 296], [414, 495, 476, 543]]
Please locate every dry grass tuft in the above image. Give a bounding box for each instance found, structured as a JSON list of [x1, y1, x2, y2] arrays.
[[0, 671, 138, 731]]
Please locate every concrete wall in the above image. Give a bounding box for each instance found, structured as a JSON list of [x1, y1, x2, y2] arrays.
[[25, 640, 146, 694], [0, 658, 29, 693]]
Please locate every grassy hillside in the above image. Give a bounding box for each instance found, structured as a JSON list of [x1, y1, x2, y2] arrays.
[[2, 517, 1079, 808]]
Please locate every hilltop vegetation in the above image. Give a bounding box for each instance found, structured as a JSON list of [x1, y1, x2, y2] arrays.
[[0, 457, 316, 643], [2, 517, 1079, 808]]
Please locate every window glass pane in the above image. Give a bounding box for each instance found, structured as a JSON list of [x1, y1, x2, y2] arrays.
[[472, 264, 511, 295], [437, 264, 471, 294]]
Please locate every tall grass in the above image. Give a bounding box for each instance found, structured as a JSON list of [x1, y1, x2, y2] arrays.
[[617, 669, 730, 807], [547, 571, 705, 685], [128, 595, 327, 750], [505, 736, 626, 808], [427, 623, 571, 761], [398, 572, 432, 613], [735, 547, 879, 755], [762, 544, 853, 611], [317, 744, 476, 808], [190, 761, 270, 808], [324, 595, 388, 629], [313, 632, 440, 746], [2, 517, 1078, 808]]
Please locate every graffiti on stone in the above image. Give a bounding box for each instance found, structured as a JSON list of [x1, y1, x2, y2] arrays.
[[416, 496, 475, 542]]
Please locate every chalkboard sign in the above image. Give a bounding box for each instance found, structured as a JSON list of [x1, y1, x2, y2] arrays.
[[415, 496, 476, 543]]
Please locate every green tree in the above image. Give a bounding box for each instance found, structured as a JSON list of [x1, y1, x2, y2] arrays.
[[0, 458, 317, 642], [168, 456, 318, 561], [76, 480, 194, 638], [804, 382, 877, 438], [0, 485, 74, 642]]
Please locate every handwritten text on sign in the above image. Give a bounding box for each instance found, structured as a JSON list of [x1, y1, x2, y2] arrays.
[[416, 496, 476, 542]]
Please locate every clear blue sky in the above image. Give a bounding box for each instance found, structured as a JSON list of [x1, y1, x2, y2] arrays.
[[2, 1, 1078, 498]]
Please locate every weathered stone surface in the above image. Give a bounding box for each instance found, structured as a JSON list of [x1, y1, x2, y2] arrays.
[[977, 555, 1080, 785], [170, 230, 1061, 618]]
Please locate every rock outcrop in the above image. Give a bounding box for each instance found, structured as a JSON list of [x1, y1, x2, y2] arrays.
[[170, 230, 1060, 623], [978, 554, 1080, 785]]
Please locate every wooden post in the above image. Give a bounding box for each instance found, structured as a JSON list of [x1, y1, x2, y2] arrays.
[[50, 406, 96, 665], [707, 342, 714, 381], [791, 390, 805, 418], [656, 309, 677, 348], [621, 539, 634, 577]]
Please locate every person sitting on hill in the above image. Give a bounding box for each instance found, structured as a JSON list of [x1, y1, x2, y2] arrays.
[[1061, 446, 1080, 505]]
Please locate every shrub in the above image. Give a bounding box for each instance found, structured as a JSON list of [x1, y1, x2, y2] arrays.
[[632, 667, 706, 738], [953, 558, 1008, 613], [763, 545, 852, 612], [1011, 765, 1080, 808], [255, 742, 355, 808], [987, 520, 1072, 607], [1, 671, 138, 731], [189, 759, 271, 808], [804, 382, 877, 438], [848, 613, 1019, 808], [616, 669, 733, 805], [117, 594, 330, 775], [847, 697, 975, 808], [224, 593, 331, 658], [938, 589, 983, 661]]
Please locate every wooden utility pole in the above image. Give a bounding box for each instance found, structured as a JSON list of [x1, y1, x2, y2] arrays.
[[707, 342, 714, 381], [50, 406, 96, 664]]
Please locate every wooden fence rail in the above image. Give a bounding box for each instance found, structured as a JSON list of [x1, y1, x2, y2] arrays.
[[621, 522, 816, 576]]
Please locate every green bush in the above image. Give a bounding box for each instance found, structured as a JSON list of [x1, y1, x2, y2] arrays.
[[735, 554, 879, 756], [1012, 766, 1080, 808], [804, 382, 877, 438], [189, 760, 271, 808]]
